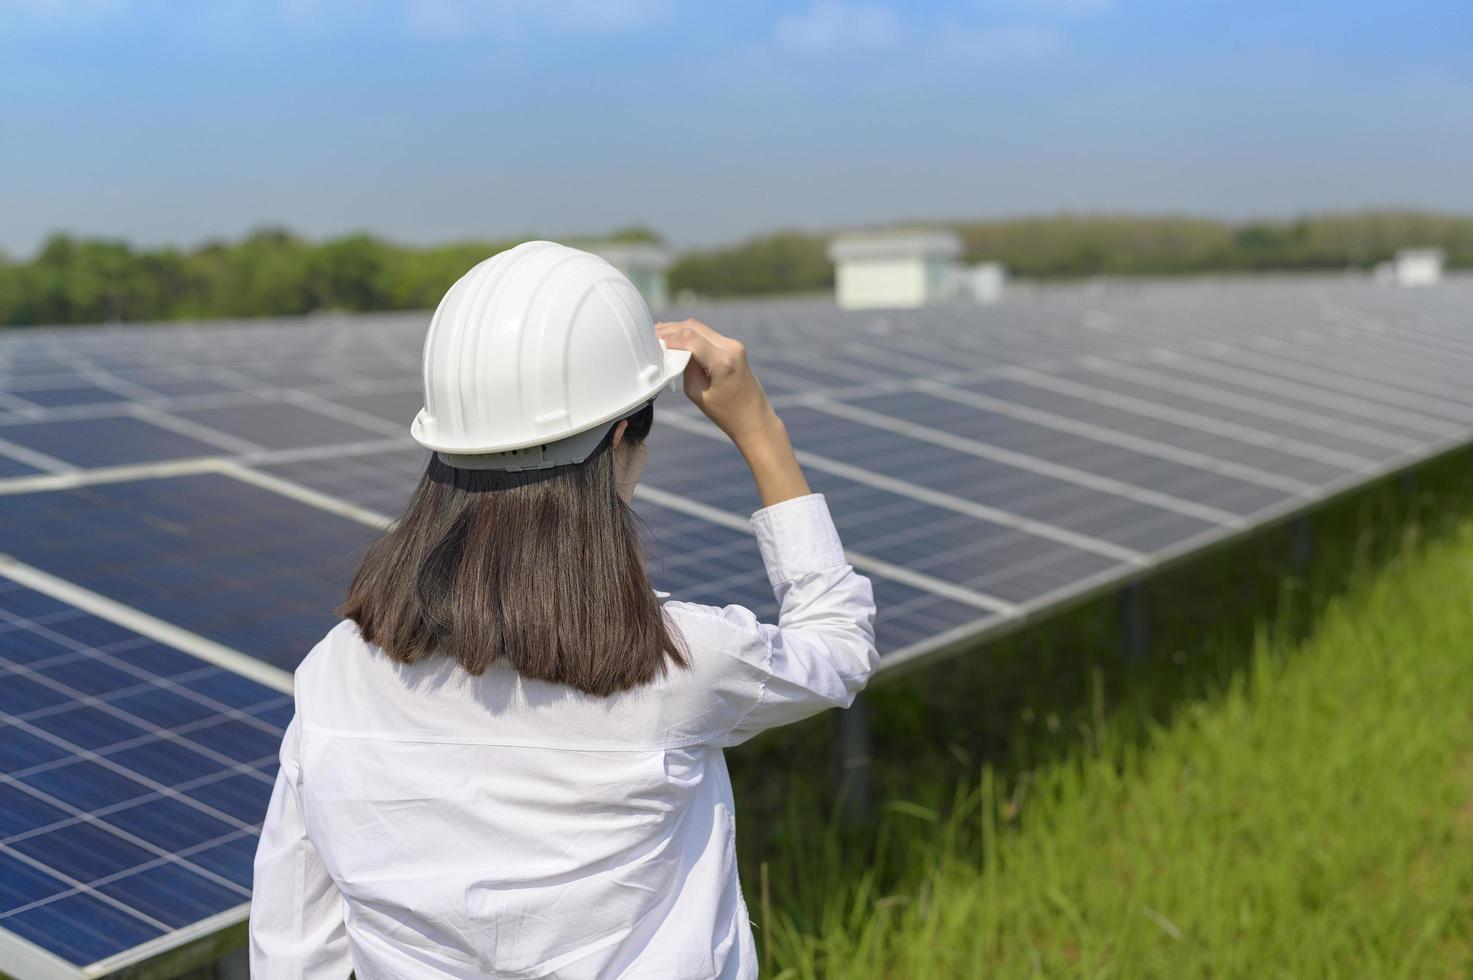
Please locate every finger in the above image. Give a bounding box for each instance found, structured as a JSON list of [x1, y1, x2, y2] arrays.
[[658, 323, 724, 372], [660, 318, 727, 345], [682, 356, 709, 396], [676, 319, 729, 348]]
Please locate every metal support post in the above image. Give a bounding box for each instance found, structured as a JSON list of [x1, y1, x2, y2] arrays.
[[216, 948, 250, 980], [1289, 516, 1314, 570], [834, 693, 873, 825], [1120, 583, 1149, 661]]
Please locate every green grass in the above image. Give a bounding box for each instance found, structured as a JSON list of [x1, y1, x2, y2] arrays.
[[732, 455, 1473, 978]]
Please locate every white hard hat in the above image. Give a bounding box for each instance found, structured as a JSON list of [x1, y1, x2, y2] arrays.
[[411, 240, 691, 471]]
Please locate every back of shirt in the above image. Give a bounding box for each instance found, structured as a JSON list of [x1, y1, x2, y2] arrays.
[[250, 493, 878, 979]]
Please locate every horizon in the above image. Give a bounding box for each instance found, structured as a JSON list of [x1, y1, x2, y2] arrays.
[[10, 206, 1472, 261]]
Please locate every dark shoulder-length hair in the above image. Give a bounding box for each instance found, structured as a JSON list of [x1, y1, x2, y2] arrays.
[[340, 402, 687, 697]]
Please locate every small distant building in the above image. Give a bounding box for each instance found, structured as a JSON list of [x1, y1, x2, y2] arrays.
[[826, 230, 963, 310], [963, 261, 1007, 304], [1391, 248, 1445, 287], [588, 242, 673, 309]]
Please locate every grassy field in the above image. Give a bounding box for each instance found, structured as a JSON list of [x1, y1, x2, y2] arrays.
[[731, 454, 1473, 978]]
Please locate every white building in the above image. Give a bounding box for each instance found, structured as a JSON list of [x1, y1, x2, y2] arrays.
[[962, 261, 1007, 304], [1391, 248, 1446, 287], [826, 230, 964, 310], [588, 242, 673, 309]]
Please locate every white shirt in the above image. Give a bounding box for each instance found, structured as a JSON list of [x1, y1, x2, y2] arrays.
[[250, 493, 878, 979]]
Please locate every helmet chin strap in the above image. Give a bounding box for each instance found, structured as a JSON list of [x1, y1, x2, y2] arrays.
[[436, 420, 617, 472]]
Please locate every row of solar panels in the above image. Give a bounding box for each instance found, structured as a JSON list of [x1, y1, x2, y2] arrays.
[[1, 277, 1471, 976]]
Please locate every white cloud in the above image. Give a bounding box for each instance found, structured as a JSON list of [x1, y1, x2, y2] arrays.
[[0, 0, 130, 28], [773, 0, 902, 55], [1012, 0, 1115, 13], [766, 2, 1076, 66], [403, 0, 671, 40], [941, 25, 1065, 65]]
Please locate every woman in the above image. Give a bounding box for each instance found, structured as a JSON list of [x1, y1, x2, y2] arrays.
[[250, 241, 878, 978]]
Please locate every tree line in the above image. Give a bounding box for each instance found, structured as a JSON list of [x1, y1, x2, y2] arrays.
[[1, 211, 1468, 327]]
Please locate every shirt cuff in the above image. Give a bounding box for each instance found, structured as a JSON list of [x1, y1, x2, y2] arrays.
[[749, 493, 847, 589]]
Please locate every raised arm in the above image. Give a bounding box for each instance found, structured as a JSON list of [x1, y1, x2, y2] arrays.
[[656, 318, 810, 508], [657, 319, 878, 742]]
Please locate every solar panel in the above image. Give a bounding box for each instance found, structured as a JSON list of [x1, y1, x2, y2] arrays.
[[0, 474, 378, 669], [4, 384, 125, 410], [837, 390, 1295, 516], [0, 416, 223, 470], [260, 446, 427, 516], [640, 416, 1124, 607], [0, 456, 42, 479], [167, 399, 394, 451], [951, 376, 1361, 484], [1, 277, 1472, 975], [0, 577, 287, 975]]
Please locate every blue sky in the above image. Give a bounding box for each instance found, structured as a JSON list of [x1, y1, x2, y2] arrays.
[[2, 0, 1470, 256]]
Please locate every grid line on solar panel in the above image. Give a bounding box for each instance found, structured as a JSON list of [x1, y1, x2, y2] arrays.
[[989, 367, 1381, 473], [801, 394, 1255, 525], [0, 474, 377, 670], [0, 453, 45, 479], [0, 416, 225, 470], [912, 381, 1314, 496], [1195, 339, 1473, 426], [1062, 359, 1428, 456], [0, 436, 74, 476], [129, 405, 266, 456], [1295, 325, 1473, 391], [634, 482, 1016, 615], [0, 579, 286, 970], [0, 378, 420, 428], [2, 657, 278, 836], [260, 446, 428, 516], [163, 400, 396, 452], [639, 419, 1131, 605], [770, 405, 1223, 554], [654, 410, 1154, 563], [1334, 314, 1473, 361], [636, 498, 999, 653], [949, 376, 1357, 485], [1133, 350, 1463, 441]]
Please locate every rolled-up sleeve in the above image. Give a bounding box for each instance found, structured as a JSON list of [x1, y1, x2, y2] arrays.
[[713, 493, 878, 745], [250, 714, 351, 978]]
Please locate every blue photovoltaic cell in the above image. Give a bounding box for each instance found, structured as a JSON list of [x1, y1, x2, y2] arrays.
[[1119, 352, 1457, 445], [637, 498, 994, 654], [845, 390, 1294, 517], [0, 473, 379, 669], [954, 377, 1360, 486], [0, 416, 222, 469], [261, 446, 428, 518], [4, 384, 126, 410], [643, 417, 1126, 605], [0, 453, 40, 478], [109, 372, 245, 399], [323, 390, 426, 426], [1046, 364, 1410, 461], [169, 400, 391, 450], [0, 578, 288, 970], [776, 405, 1223, 553]]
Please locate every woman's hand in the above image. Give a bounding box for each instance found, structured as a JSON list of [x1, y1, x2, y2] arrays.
[[655, 319, 776, 445], [656, 319, 811, 508]]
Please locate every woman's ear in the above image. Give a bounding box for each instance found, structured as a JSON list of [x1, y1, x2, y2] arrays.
[[611, 419, 630, 449]]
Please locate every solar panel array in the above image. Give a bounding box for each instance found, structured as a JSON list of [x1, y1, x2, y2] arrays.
[[2, 276, 1472, 975]]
